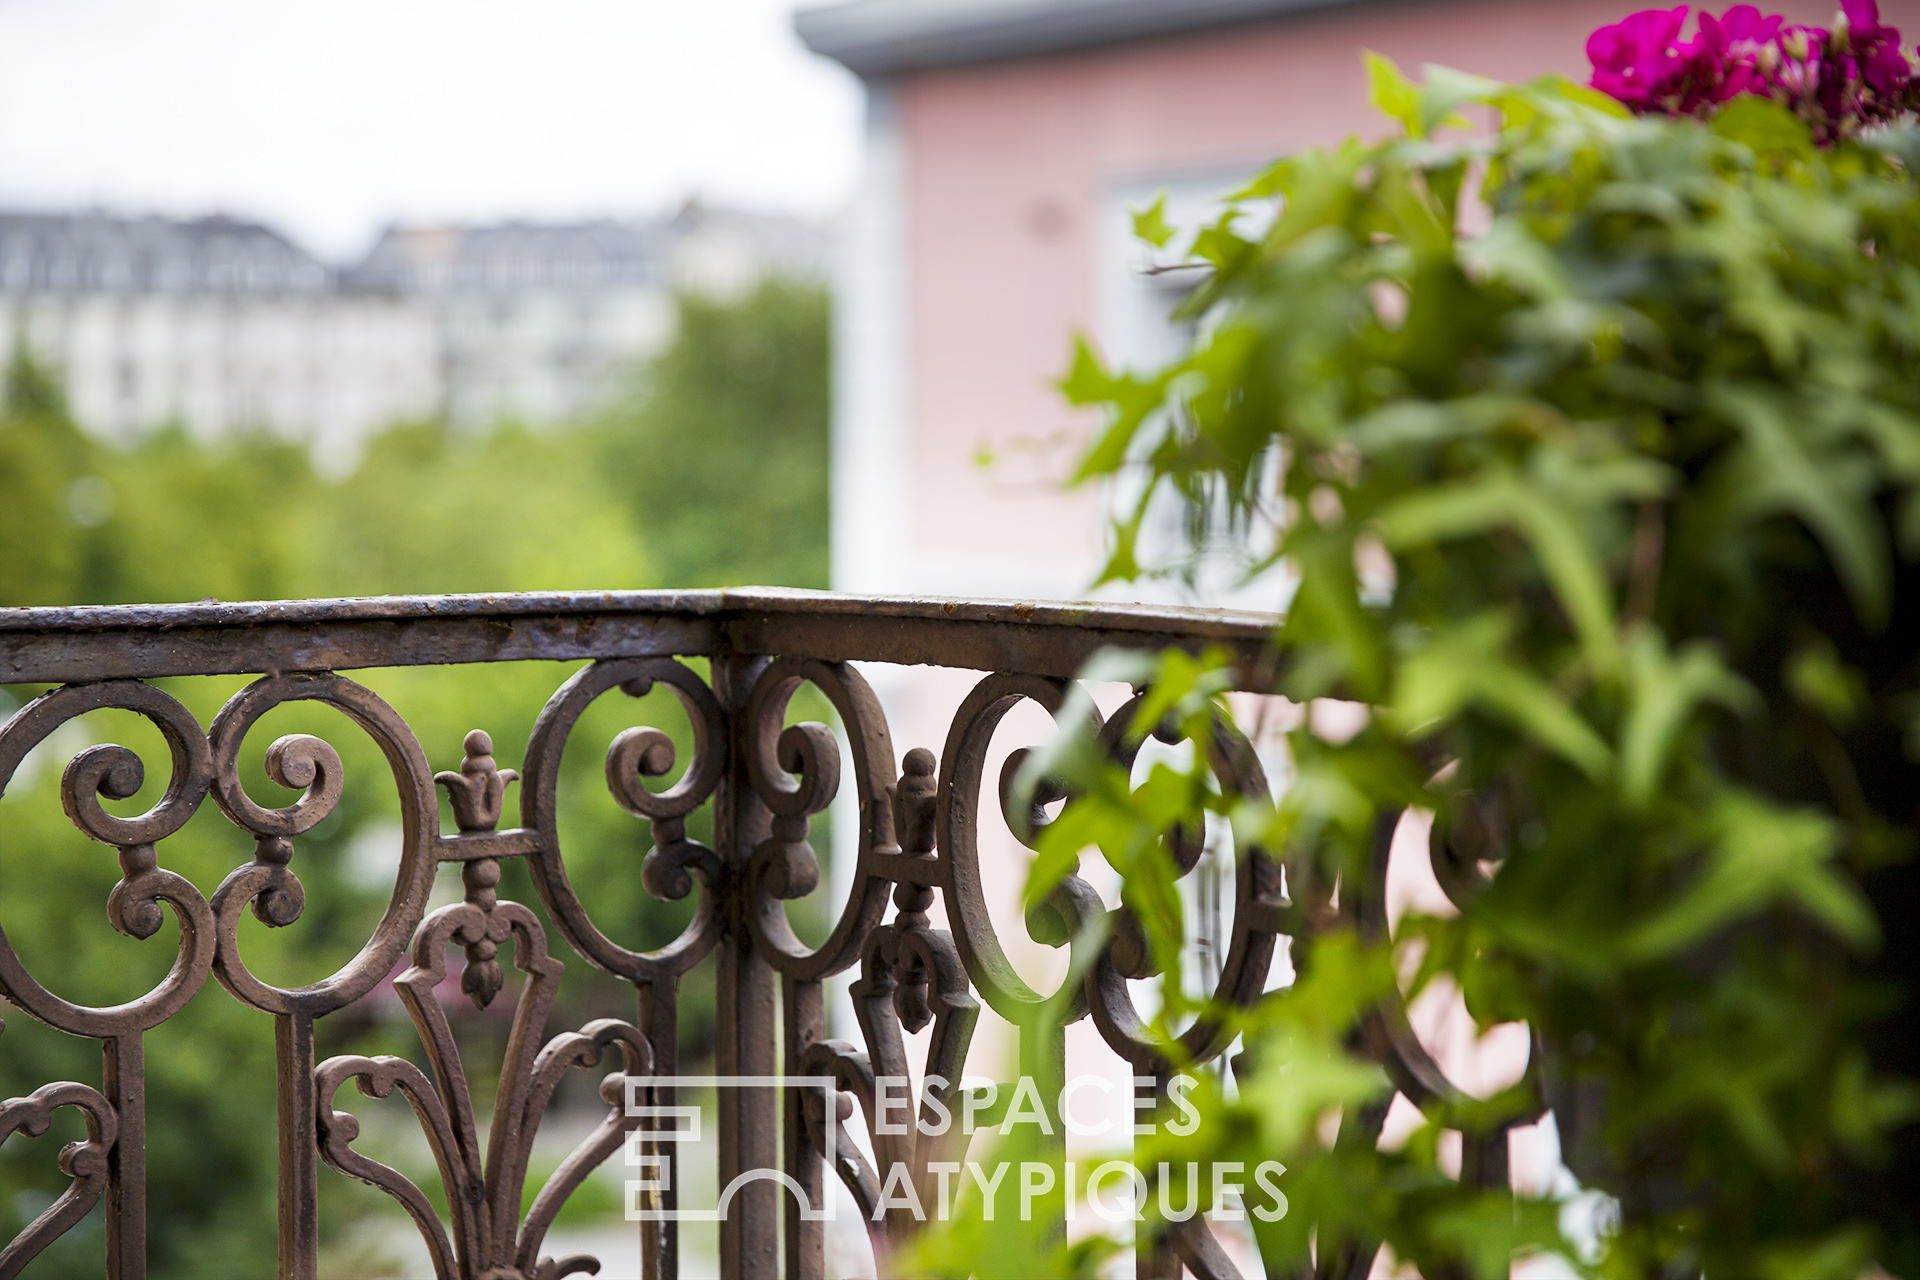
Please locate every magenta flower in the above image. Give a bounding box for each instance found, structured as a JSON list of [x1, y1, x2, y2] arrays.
[[1840, 0, 1910, 97], [1842, 0, 1897, 47], [1587, 2, 1917, 141], [1768, 24, 1839, 117], [1694, 5, 1784, 101], [1587, 6, 1699, 110]]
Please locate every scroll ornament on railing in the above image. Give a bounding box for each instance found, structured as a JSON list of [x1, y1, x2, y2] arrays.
[[0, 680, 220, 1280], [781, 669, 1304, 1276], [0, 655, 730, 1280], [316, 728, 651, 1280]]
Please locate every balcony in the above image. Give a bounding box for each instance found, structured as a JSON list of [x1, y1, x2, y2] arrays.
[[0, 589, 1495, 1280]]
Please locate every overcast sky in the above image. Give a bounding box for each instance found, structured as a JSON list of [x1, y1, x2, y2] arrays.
[[0, 0, 864, 259]]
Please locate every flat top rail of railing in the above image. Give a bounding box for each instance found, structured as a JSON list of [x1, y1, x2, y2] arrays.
[[0, 588, 1283, 684]]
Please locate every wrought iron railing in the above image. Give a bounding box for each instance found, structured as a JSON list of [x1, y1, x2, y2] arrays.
[[0, 590, 1517, 1280]]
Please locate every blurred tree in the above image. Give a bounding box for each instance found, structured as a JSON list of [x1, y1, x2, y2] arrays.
[[297, 419, 653, 597], [2, 337, 67, 420], [96, 426, 318, 607], [599, 279, 832, 588], [0, 342, 95, 607]]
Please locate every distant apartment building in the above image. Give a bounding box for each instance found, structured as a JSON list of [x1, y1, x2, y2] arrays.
[[0, 212, 440, 461], [348, 203, 828, 428], [1, 203, 826, 453]]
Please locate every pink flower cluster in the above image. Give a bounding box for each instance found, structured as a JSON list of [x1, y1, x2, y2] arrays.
[[1587, 2, 1917, 140]]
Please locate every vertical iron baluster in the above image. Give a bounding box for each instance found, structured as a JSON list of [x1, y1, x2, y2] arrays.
[[1135, 1074, 1179, 1280], [717, 652, 780, 1280], [639, 978, 681, 1280], [784, 977, 826, 1280], [276, 1013, 320, 1280], [102, 1034, 144, 1280]]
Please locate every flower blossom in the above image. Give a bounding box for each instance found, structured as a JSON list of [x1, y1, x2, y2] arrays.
[[1693, 5, 1785, 103], [1588, 2, 1918, 140], [1587, 6, 1701, 111], [1842, 0, 1911, 96]]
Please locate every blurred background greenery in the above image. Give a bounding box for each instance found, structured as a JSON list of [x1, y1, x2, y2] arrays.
[[0, 276, 832, 1277]]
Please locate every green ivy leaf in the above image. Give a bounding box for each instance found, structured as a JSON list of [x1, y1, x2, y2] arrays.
[[1620, 629, 1759, 807], [1366, 51, 1422, 135], [1712, 94, 1816, 162], [1626, 791, 1876, 958], [1784, 640, 1868, 726], [1416, 63, 1500, 136], [1709, 381, 1892, 629], [1131, 193, 1176, 249], [1375, 465, 1623, 673], [1390, 612, 1614, 777]]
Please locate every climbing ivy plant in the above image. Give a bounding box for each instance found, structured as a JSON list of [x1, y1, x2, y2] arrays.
[[1016, 61, 1920, 1279]]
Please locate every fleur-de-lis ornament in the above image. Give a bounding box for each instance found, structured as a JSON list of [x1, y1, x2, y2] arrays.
[[435, 730, 522, 1009], [436, 730, 519, 833]]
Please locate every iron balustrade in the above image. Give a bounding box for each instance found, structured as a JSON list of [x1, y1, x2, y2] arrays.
[[0, 590, 1526, 1280]]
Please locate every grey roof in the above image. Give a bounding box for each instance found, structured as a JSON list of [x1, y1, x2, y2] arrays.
[[0, 211, 329, 295], [344, 219, 673, 294], [344, 204, 829, 295], [0, 204, 826, 301], [795, 0, 1369, 77]]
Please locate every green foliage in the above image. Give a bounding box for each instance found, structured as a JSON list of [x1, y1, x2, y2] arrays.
[[1043, 65, 1920, 1278], [0, 277, 829, 614], [0, 347, 98, 606], [1132, 196, 1177, 250], [0, 278, 829, 1276], [297, 419, 656, 596], [598, 278, 832, 589], [3, 338, 69, 420]]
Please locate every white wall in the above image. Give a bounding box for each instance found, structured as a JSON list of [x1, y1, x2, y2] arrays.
[[0, 292, 443, 468]]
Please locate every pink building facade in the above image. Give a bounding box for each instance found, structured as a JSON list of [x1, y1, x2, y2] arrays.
[[802, 0, 1914, 605]]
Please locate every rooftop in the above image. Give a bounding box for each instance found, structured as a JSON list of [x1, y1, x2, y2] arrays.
[[0, 211, 328, 295], [344, 218, 672, 294], [343, 203, 828, 295], [0, 204, 828, 301], [794, 0, 1373, 77]]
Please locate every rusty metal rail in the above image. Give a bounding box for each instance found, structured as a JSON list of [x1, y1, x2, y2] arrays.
[[0, 590, 1501, 1279]]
